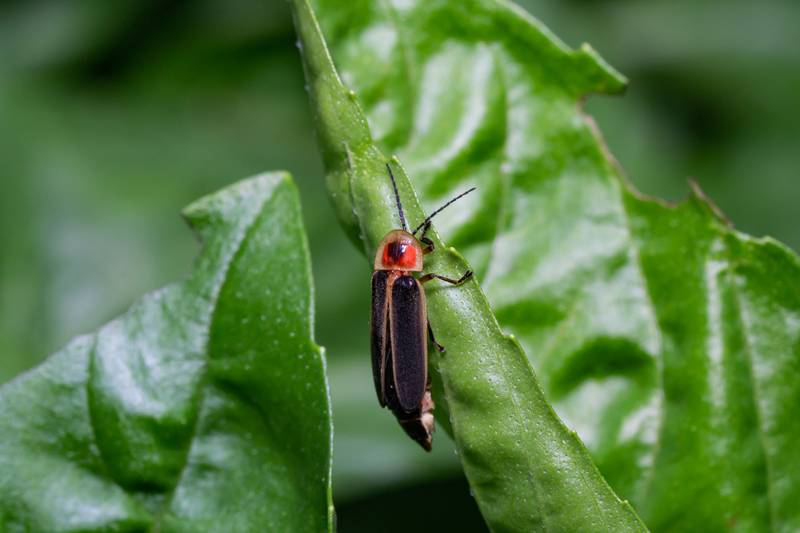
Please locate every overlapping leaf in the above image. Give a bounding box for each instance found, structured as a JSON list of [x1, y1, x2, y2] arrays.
[[307, 0, 800, 531], [0, 174, 334, 532], [292, 1, 648, 531]]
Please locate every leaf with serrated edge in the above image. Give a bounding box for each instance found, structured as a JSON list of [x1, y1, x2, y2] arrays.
[[291, 0, 648, 531], [0, 173, 334, 532], [306, 0, 800, 531]]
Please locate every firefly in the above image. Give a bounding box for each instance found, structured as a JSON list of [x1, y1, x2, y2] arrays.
[[371, 163, 475, 451]]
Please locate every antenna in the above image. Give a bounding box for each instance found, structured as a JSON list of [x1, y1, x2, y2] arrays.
[[412, 187, 476, 235], [386, 163, 408, 231]]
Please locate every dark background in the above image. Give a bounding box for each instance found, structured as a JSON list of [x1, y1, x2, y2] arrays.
[[1, 0, 798, 530]]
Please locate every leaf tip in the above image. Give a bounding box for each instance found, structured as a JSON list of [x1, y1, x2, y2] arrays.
[[575, 42, 628, 95], [181, 172, 292, 238], [687, 178, 733, 228]]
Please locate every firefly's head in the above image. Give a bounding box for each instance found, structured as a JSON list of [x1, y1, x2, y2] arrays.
[[374, 230, 423, 272], [377, 161, 474, 273]]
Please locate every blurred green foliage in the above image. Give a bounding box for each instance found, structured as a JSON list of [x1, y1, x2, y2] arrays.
[[1, 0, 798, 530]]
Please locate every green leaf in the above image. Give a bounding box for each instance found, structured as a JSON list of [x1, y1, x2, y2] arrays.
[[305, 0, 800, 531], [0, 174, 334, 532], [291, 1, 647, 531]]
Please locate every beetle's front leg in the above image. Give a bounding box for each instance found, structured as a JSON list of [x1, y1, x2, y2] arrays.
[[419, 270, 473, 286], [419, 221, 435, 254]]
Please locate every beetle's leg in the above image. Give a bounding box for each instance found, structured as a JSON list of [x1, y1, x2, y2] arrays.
[[427, 322, 445, 353], [419, 220, 432, 239], [419, 221, 435, 254], [419, 270, 473, 286]]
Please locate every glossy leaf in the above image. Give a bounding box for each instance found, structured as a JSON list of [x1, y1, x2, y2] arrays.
[[291, 1, 647, 531], [306, 0, 800, 531], [0, 174, 334, 532]]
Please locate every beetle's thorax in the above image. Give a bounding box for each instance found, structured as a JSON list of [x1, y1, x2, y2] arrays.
[[374, 229, 423, 272]]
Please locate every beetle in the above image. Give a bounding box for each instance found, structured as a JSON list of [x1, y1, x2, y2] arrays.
[[371, 163, 475, 451]]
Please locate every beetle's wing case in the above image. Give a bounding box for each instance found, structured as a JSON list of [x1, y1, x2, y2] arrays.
[[389, 274, 428, 412], [370, 270, 393, 406]]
